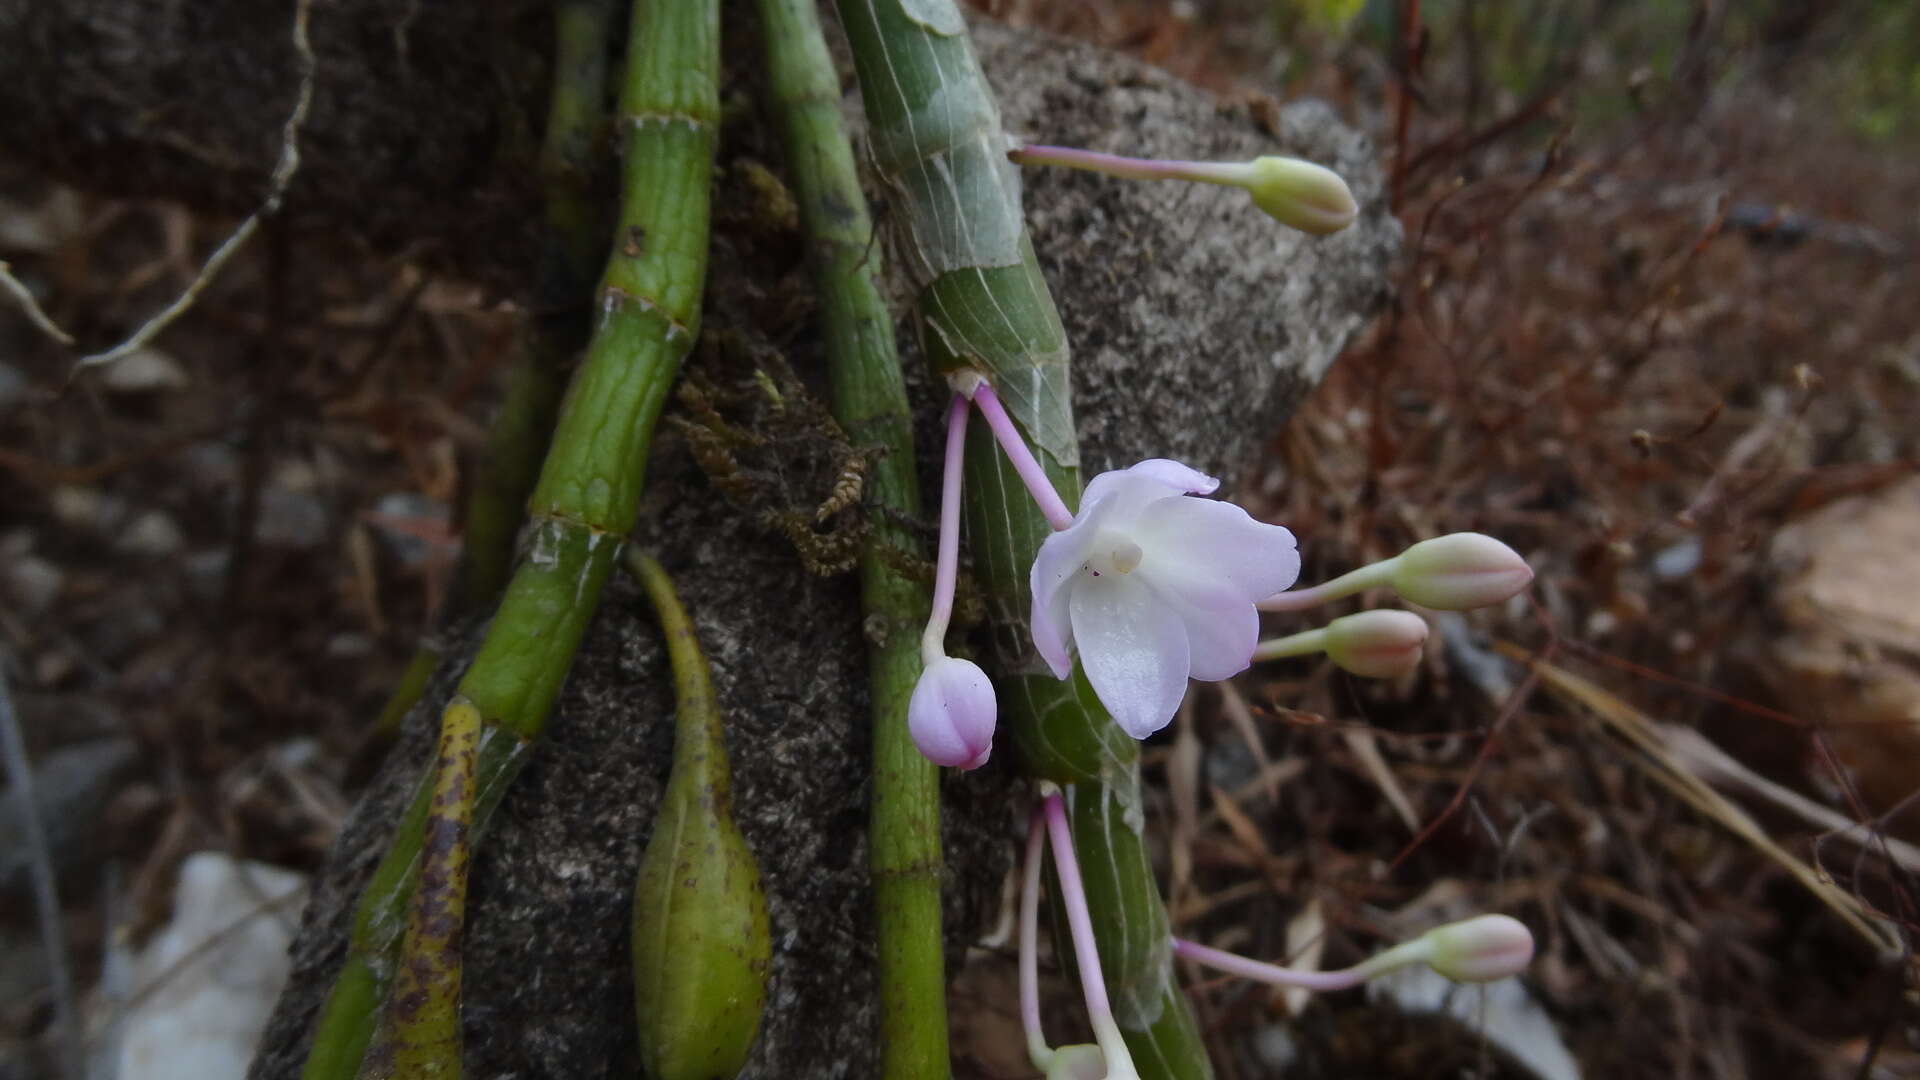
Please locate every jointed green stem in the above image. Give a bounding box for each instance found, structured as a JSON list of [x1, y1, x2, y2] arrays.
[[357, 700, 482, 1079], [834, 1, 1214, 1075], [757, 0, 950, 1074], [300, 0, 719, 1074], [366, 0, 614, 747]]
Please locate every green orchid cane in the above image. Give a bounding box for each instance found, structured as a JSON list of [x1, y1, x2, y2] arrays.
[[757, 0, 953, 1074], [299, 0, 719, 1074]]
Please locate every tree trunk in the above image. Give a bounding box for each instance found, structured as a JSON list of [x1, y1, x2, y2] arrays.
[[5, 4, 1397, 1076]]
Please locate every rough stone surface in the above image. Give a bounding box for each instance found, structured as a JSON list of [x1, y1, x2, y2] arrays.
[[226, 16, 1397, 1080]]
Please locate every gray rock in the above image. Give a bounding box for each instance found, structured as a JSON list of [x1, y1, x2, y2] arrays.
[[253, 489, 331, 549], [113, 510, 185, 558], [0, 738, 141, 898]]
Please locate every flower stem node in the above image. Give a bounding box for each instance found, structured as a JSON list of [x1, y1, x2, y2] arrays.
[[1323, 609, 1429, 679], [1390, 532, 1534, 611], [1031, 459, 1300, 738], [907, 655, 996, 770], [1046, 1045, 1114, 1080]]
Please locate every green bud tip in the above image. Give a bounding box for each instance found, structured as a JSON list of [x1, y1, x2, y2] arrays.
[[1244, 156, 1359, 235], [1422, 914, 1535, 983], [1390, 532, 1534, 611]]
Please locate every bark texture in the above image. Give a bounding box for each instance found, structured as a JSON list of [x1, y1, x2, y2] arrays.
[[6, 7, 1398, 1078]]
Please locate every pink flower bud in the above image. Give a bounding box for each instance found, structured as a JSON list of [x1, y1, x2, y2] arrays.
[[1245, 156, 1359, 235], [908, 656, 996, 770], [1323, 610, 1428, 678], [1422, 914, 1535, 983], [1390, 533, 1533, 611]]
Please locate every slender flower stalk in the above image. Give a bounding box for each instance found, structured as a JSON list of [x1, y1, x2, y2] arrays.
[[971, 380, 1074, 531], [1171, 938, 1370, 992], [908, 395, 996, 770], [1043, 787, 1142, 1080], [923, 395, 973, 665], [1020, 810, 1053, 1074], [1010, 146, 1359, 235], [1260, 532, 1532, 613], [1174, 914, 1535, 991]]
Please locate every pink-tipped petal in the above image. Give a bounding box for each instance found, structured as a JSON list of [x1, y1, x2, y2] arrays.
[[908, 656, 997, 769], [1069, 575, 1190, 738], [1391, 532, 1533, 610], [1120, 458, 1219, 495], [1137, 496, 1301, 600], [1080, 465, 1206, 527], [1323, 609, 1429, 679], [1424, 914, 1535, 983], [1139, 569, 1258, 682]]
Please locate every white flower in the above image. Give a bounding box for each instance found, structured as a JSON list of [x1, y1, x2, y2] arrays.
[[1029, 460, 1300, 738]]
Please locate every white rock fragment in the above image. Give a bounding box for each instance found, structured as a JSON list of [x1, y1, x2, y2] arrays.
[[1368, 965, 1581, 1080], [99, 347, 191, 393], [2, 551, 63, 616], [116, 852, 307, 1080], [114, 510, 185, 558]]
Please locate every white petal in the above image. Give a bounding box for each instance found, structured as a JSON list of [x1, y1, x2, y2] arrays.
[[1069, 575, 1190, 739], [1140, 570, 1258, 681], [1137, 496, 1300, 601]]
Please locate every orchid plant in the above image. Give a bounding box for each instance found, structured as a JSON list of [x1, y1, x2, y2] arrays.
[[845, 11, 1537, 1063], [908, 320, 1539, 1071]]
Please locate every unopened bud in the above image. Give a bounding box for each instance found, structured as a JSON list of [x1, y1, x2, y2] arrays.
[[909, 655, 996, 769], [1009, 144, 1357, 236], [1323, 609, 1428, 678], [1390, 533, 1533, 611], [1422, 914, 1535, 982], [1244, 156, 1359, 235]]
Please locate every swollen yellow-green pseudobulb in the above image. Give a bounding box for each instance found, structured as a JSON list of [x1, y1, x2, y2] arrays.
[[628, 551, 770, 1080]]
